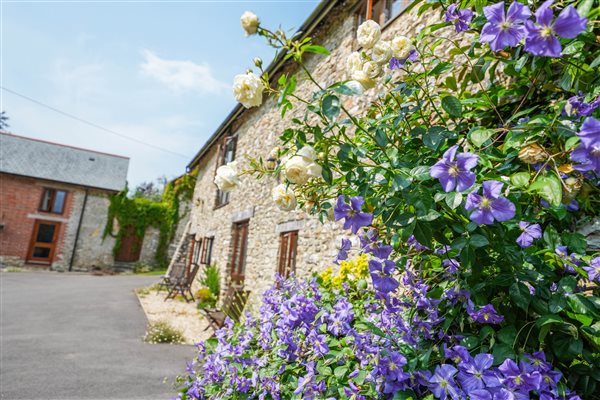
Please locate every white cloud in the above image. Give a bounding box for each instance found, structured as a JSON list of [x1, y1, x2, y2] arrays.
[[140, 50, 229, 95]]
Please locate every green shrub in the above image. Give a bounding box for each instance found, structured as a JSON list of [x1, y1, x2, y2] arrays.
[[195, 287, 217, 309], [133, 262, 153, 274], [143, 320, 184, 344], [199, 264, 220, 298]]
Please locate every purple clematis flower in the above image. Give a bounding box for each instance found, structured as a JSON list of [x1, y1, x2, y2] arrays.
[[334, 238, 352, 264], [563, 94, 600, 117], [443, 258, 461, 274], [430, 145, 479, 192], [389, 50, 418, 70], [480, 1, 532, 52], [583, 256, 600, 282], [458, 353, 501, 390], [571, 117, 600, 174], [556, 246, 581, 273], [428, 364, 462, 400], [334, 195, 373, 234], [445, 3, 474, 33], [470, 304, 504, 324], [524, 0, 587, 58], [368, 258, 399, 293], [466, 181, 516, 225], [498, 359, 542, 391], [516, 221, 542, 248]]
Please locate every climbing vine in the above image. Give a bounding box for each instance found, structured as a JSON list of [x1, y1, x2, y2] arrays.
[[103, 170, 197, 267]]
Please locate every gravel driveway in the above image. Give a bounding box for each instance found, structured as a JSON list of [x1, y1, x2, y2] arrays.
[[0, 272, 196, 400]]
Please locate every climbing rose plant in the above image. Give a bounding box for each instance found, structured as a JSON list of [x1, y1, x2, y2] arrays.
[[188, 0, 600, 398]]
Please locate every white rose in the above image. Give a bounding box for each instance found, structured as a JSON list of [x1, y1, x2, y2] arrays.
[[356, 20, 381, 49], [372, 40, 392, 64], [269, 146, 280, 159], [362, 61, 382, 79], [272, 184, 297, 211], [346, 51, 363, 76], [296, 145, 317, 161], [214, 161, 240, 192], [351, 70, 376, 90], [233, 72, 264, 108], [391, 35, 414, 59], [283, 156, 322, 185], [240, 11, 259, 36]]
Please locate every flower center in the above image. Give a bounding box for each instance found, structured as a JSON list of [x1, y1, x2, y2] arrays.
[[514, 376, 523, 385], [500, 21, 512, 30], [440, 379, 448, 389], [483, 312, 490, 321], [389, 362, 397, 371], [448, 164, 460, 177], [480, 198, 492, 209], [540, 26, 553, 37]]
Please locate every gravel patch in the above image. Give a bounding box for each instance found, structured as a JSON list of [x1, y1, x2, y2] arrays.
[[137, 289, 213, 345]]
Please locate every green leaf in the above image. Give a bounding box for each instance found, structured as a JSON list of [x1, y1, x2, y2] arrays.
[[536, 314, 563, 328], [423, 127, 445, 150], [567, 294, 600, 318], [441, 96, 463, 118], [469, 128, 494, 147], [509, 282, 531, 311], [321, 95, 340, 120], [445, 192, 463, 209], [563, 233, 587, 254], [577, 0, 594, 16], [497, 326, 517, 345], [375, 129, 389, 148], [334, 365, 349, 380], [530, 174, 562, 207], [549, 295, 567, 313], [511, 172, 530, 188], [303, 44, 330, 56], [492, 343, 515, 364], [413, 222, 433, 248], [470, 234, 489, 248], [333, 82, 363, 96]]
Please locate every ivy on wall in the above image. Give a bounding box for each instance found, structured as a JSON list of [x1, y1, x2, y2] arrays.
[[103, 170, 197, 267]]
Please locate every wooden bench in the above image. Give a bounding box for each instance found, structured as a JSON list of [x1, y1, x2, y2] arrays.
[[199, 287, 250, 332], [164, 263, 201, 302]]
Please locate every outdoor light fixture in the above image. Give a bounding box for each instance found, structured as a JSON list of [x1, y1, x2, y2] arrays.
[[265, 156, 279, 171]]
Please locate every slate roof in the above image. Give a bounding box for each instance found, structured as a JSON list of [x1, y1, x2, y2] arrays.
[[0, 132, 129, 192]]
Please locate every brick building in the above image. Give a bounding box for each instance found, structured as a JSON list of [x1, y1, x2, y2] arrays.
[[0, 132, 129, 271], [184, 0, 447, 310]]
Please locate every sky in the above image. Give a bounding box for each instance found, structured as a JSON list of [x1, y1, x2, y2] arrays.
[[1, 0, 319, 189]]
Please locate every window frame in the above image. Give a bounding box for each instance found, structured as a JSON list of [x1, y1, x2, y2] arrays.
[[200, 236, 214, 265], [277, 230, 298, 279], [214, 135, 238, 209], [229, 220, 249, 285], [355, 0, 413, 30], [39, 188, 67, 215]]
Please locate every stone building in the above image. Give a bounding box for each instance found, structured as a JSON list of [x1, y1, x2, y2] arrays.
[[187, 0, 442, 309], [0, 132, 129, 271]]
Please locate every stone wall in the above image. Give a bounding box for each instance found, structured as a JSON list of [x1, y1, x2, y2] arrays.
[[188, 1, 453, 310]]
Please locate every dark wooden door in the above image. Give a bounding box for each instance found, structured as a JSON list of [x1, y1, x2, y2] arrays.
[[230, 220, 249, 285], [115, 225, 143, 262], [27, 220, 60, 264]]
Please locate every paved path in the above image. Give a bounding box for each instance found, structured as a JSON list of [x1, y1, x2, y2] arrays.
[[1, 272, 196, 400]]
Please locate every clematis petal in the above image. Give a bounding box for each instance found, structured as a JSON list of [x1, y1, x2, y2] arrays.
[[578, 117, 600, 148], [483, 2, 506, 24], [349, 195, 365, 212], [470, 208, 495, 225], [506, 1, 532, 22], [482, 180, 504, 199], [456, 152, 479, 170], [491, 197, 516, 221], [456, 171, 476, 192], [553, 5, 587, 39], [443, 145, 459, 162], [465, 192, 482, 210], [534, 0, 554, 27]]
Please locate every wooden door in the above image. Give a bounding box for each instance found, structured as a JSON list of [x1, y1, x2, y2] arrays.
[[27, 220, 60, 264], [229, 220, 249, 285], [115, 225, 143, 262]]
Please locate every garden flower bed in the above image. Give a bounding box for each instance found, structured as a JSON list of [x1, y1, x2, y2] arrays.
[[173, 0, 600, 398]]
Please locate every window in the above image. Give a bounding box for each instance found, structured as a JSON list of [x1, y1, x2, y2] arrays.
[[278, 231, 298, 279], [229, 221, 249, 284], [39, 189, 67, 214], [191, 237, 202, 266], [357, 0, 412, 26], [215, 136, 237, 207], [200, 237, 214, 265]]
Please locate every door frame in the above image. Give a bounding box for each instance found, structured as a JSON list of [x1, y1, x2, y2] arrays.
[[26, 220, 61, 265]]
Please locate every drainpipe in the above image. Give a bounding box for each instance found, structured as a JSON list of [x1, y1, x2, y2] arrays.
[[69, 188, 88, 272]]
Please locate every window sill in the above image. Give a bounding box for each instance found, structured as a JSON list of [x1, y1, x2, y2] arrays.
[[214, 202, 229, 211]]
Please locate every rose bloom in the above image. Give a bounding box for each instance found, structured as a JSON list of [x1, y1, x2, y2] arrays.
[[283, 147, 322, 185], [356, 20, 381, 49], [351, 70, 376, 90], [362, 61, 382, 79], [272, 184, 297, 211], [233, 72, 264, 108], [214, 161, 240, 192], [346, 51, 363, 77], [240, 11, 259, 36], [372, 40, 393, 64], [390, 35, 414, 59]]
